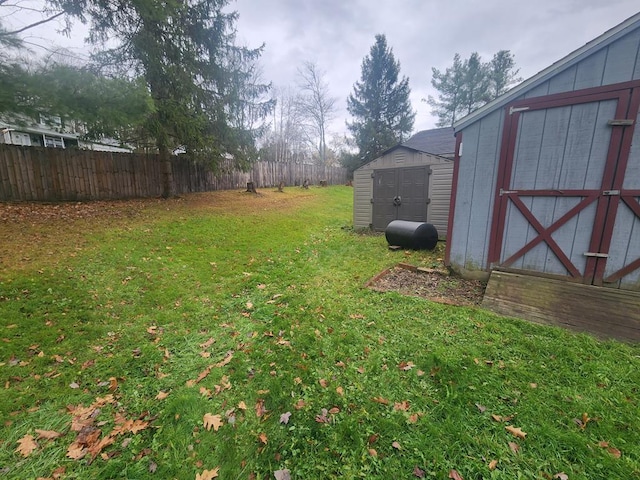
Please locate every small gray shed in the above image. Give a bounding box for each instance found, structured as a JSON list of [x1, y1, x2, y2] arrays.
[[447, 13, 640, 340], [353, 128, 455, 238]]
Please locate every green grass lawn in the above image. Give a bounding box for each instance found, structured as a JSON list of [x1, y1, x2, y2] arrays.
[[1, 186, 639, 480]]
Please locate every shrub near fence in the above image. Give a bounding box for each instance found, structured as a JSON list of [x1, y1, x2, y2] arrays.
[[0, 144, 349, 201]]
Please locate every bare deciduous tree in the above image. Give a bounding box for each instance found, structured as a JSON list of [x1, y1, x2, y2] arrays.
[[259, 86, 310, 163], [297, 61, 337, 166]]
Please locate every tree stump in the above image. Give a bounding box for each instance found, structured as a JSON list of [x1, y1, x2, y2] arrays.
[[302, 179, 310, 189], [246, 181, 257, 194]]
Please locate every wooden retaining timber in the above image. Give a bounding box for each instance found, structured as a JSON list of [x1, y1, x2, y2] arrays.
[[0, 144, 349, 202], [482, 270, 640, 342]]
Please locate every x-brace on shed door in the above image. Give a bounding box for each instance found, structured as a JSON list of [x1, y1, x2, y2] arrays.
[[489, 80, 640, 288]]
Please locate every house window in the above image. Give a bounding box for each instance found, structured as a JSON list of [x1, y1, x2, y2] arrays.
[[39, 114, 62, 127], [43, 135, 65, 148], [11, 132, 32, 146]]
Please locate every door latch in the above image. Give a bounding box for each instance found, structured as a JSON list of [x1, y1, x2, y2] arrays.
[[393, 196, 402, 206]]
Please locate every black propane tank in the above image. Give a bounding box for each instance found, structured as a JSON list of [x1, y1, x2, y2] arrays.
[[384, 220, 438, 250]]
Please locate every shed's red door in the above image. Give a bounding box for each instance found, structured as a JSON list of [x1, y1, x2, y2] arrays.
[[489, 81, 640, 289]]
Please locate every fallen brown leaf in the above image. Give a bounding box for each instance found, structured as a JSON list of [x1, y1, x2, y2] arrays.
[[195, 467, 219, 480], [279, 412, 291, 424], [36, 429, 63, 440], [255, 398, 266, 418], [505, 425, 527, 439], [398, 361, 415, 371], [199, 338, 215, 349], [66, 441, 88, 460], [607, 447, 621, 458], [408, 413, 420, 424], [203, 414, 223, 432], [15, 434, 38, 457], [394, 400, 410, 411], [449, 469, 464, 480], [274, 469, 291, 480], [214, 352, 234, 368], [488, 459, 498, 470], [155, 391, 169, 400], [315, 408, 330, 423], [108, 377, 118, 392]]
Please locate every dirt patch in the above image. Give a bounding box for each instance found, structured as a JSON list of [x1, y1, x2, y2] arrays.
[[367, 263, 486, 306]]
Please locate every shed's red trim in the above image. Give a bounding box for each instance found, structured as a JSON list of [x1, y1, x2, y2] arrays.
[[593, 87, 640, 284], [583, 90, 633, 283], [499, 193, 599, 272], [487, 108, 519, 266], [444, 132, 462, 266], [508, 79, 640, 108], [488, 81, 638, 279]]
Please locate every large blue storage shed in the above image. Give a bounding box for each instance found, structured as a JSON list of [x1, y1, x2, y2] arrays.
[[446, 13, 640, 340]]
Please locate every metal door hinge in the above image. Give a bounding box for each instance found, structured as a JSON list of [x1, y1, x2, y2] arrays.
[[608, 119, 634, 126], [603, 190, 620, 196], [509, 106, 530, 115], [584, 252, 609, 258], [500, 188, 518, 196]]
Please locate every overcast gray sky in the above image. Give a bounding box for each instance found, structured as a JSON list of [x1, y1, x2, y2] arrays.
[[6, 1, 640, 136]]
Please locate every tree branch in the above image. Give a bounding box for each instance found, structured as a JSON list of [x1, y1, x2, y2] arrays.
[[0, 10, 66, 36]]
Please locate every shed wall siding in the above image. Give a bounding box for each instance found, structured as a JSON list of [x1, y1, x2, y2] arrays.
[[450, 28, 640, 274], [450, 109, 504, 271], [353, 168, 373, 229], [428, 162, 453, 238]]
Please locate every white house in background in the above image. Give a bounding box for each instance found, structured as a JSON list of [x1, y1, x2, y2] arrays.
[[0, 114, 132, 153]]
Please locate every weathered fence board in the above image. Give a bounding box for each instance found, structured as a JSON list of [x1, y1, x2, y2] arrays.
[[0, 144, 349, 202]]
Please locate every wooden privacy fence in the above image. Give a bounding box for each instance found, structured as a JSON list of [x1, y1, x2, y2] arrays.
[[0, 144, 349, 202]]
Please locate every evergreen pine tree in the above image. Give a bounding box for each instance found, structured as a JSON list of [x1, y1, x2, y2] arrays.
[[346, 34, 415, 169], [428, 50, 521, 126]]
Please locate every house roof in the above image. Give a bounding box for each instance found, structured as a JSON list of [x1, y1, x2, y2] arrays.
[[0, 120, 78, 140], [401, 127, 456, 156], [454, 12, 640, 131], [377, 127, 455, 158]]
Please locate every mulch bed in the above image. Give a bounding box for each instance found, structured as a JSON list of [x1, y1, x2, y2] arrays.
[[366, 262, 486, 306]]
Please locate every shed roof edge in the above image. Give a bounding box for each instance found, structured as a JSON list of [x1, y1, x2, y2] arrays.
[[453, 12, 640, 132]]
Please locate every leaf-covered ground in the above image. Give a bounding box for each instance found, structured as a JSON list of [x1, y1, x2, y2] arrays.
[[1, 186, 639, 479], [367, 264, 486, 306]]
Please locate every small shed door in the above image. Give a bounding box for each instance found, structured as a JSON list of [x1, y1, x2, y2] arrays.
[[372, 166, 429, 231], [372, 169, 398, 231], [489, 82, 640, 288]]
